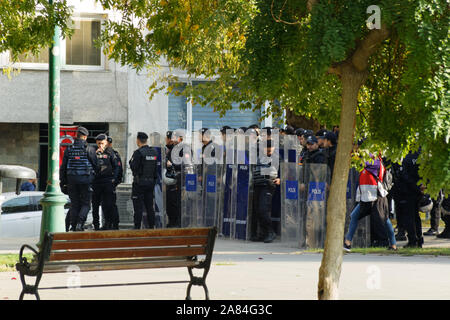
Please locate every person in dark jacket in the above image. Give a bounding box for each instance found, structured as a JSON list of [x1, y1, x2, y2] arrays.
[[437, 196, 450, 238], [60, 126, 98, 231], [303, 136, 327, 164], [91, 134, 120, 230], [106, 136, 123, 229], [250, 139, 280, 243], [129, 132, 158, 229], [165, 131, 183, 228], [395, 150, 424, 248], [323, 131, 337, 178]]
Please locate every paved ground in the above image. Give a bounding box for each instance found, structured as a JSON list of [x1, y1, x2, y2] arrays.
[[1, 234, 450, 300]]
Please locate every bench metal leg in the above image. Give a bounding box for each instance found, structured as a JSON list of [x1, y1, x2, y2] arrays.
[[186, 267, 210, 300], [18, 272, 41, 300]]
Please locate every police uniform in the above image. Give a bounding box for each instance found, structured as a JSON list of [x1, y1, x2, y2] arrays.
[[60, 126, 98, 231], [395, 151, 424, 247], [129, 132, 158, 229], [165, 135, 182, 228], [92, 134, 120, 230], [251, 142, 278, 243], [107, 136, 124, 230]]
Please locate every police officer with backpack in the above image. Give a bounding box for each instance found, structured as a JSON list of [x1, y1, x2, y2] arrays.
[[60, 126, 98, 231], [129, 132, 159, 229]]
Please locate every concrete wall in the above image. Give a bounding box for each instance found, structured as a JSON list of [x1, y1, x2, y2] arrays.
[[0, 123, 40, 192], [0, 68, 128, 124]]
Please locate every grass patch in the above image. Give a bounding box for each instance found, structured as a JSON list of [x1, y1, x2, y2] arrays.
[[215, 262, 236, 266], [0, 254, 34, 272], [305, 247, 450, 257]]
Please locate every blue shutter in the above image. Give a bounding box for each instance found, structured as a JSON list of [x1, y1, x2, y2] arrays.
[[192, 102, 260, 129]]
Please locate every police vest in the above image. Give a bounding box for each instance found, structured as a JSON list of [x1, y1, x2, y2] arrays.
[[67, 143, 93, 176], [96, 150, 113, 178], [136, 147, 157, 185]]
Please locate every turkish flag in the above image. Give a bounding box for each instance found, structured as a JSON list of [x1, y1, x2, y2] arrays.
[[60, 126, 78, 166]]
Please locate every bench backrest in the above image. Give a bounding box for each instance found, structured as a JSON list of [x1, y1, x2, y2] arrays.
[[41, 227, 217, 263]]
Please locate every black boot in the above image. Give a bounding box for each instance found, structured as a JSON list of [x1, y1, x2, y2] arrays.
[[75, 223, 85, 232], [263, 232, 277, 243], [437, 228, 450, 239]]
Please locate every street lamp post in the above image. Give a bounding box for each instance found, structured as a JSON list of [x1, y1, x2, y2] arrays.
[[38, 1, 66, 245]]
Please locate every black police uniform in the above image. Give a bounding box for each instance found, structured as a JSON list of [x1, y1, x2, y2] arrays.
[[92, 146, 120, 230], [303, 148, 327, 165], [60, 137, 98, 231], [130, 144, 158, 229], [251, 160, 278, 243], [395, 151, 423, 247], [165, 142, 182, 227], [111, 148, 123, 228]]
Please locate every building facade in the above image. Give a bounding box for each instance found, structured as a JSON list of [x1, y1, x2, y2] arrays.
[[0, 0, 267, 192]]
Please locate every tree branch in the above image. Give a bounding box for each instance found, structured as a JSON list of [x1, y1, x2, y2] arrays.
[[351, 24, 390, 72], [307, 0, 318, 12]]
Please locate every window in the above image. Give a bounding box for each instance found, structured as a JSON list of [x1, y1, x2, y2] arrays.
[[66, 20, 101, 66], [1, 197, 33, 214], [11, 15, 104, 70]]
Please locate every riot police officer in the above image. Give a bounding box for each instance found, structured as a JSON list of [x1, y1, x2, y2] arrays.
[[60, 126, 98, 231], [165, 131, 183, 228], [107, 136, 124, 229], [91, 134, 120, 230], [251, 139, 280, 243], [129, 132, 158, 229]]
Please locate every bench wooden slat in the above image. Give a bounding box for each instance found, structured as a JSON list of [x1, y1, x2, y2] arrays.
[[50, 236, 208, 250], [49, 246, 206, 261], [51, 228, 211, 241], [42, 259, 200, 273]]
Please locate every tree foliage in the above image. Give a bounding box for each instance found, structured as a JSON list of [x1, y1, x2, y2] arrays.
[[0, 0, 72, 62], [99, 0, 449, 197]]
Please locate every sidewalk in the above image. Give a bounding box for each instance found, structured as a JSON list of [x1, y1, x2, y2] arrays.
[[1, 235, 450, 300]]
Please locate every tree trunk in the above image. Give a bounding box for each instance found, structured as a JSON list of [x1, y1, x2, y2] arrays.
[[317, 63, 367, 300]]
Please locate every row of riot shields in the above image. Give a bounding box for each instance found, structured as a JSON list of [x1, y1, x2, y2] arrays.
[[280, 135, 329, 248], [144, 130, 370, 249]]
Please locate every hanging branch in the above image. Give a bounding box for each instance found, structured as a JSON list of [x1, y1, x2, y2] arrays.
[[270, 0, 301, 25]]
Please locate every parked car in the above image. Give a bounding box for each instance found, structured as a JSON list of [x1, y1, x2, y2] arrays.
[[0, 191, 93, 237]]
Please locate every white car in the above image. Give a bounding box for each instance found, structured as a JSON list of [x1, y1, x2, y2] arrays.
[[0, 191, 93, 238]]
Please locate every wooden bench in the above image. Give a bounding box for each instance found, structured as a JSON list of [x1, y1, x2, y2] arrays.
[[16, 227, 217, 300]]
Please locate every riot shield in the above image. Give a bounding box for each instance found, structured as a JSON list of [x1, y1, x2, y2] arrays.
[[230, 129, 253, 240], [146, 132, 165, 229], [202, 130, 224, 228], [280, 135, 303, 247], [304, 163, 329, 249], [346, 167, 370, 247], [221, 163, 234, 237], [176, 134, 202, 228], [221, 130, 236, 238]]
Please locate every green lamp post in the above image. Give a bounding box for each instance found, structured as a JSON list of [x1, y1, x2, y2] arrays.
[[38, 1, 67, 245]]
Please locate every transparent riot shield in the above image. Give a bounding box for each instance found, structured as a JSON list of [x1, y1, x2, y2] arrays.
[[221, 163, 234, 237], [346, 168, 370, 247], [177, 136, 202, 228], [304, 163, 329, 249], [281, 135, 303, 247], [202, 131, 223, 228], [230, 129, 253, 240], [221, 130, 236, 238]]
